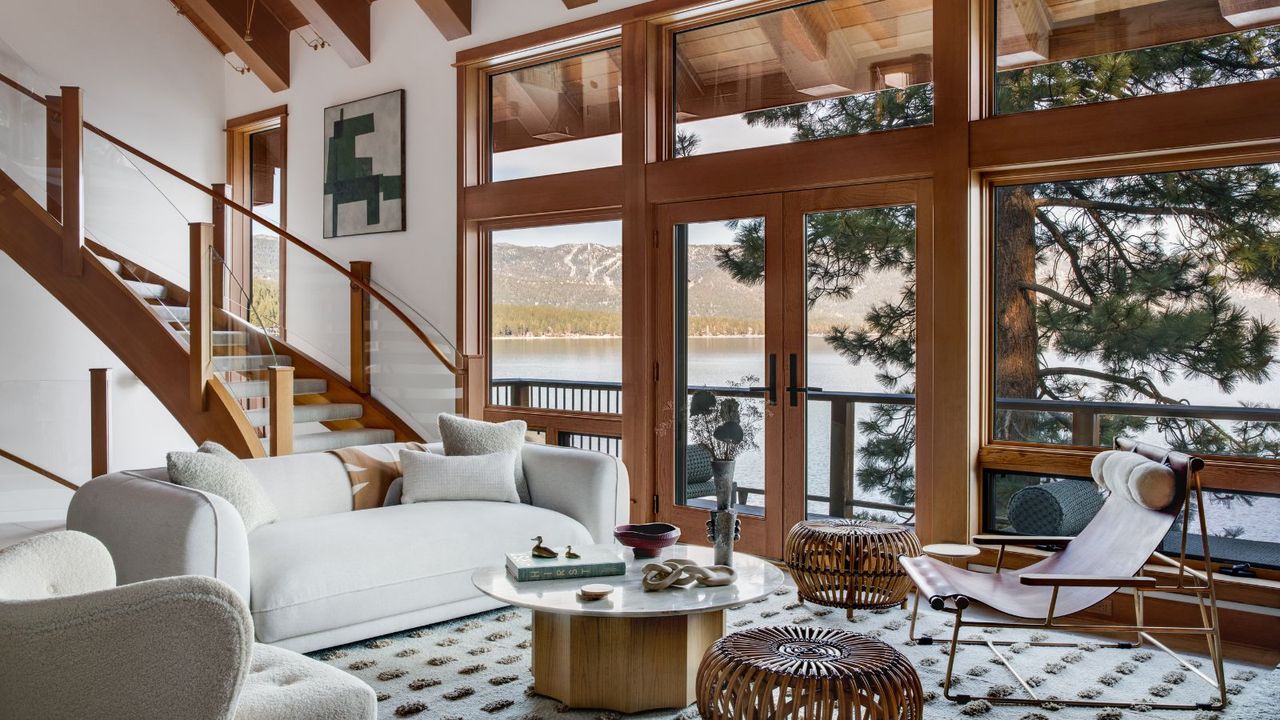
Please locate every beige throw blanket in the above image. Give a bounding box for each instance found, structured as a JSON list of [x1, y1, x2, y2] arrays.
[[328, 442, 429, 510]]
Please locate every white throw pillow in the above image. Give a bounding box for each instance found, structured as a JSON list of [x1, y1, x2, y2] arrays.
[[399, 449, 520, 504], [438, 414, 529, 504], [166, 448, 280, 532]]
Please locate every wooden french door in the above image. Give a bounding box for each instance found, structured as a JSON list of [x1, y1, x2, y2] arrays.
[[655, 181, 929, 559]]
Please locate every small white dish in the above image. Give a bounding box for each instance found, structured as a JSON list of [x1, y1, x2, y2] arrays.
[[577, 583, 614, 601]]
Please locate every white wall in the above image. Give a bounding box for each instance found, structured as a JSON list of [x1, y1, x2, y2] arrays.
[[0, 0, 226, 520]]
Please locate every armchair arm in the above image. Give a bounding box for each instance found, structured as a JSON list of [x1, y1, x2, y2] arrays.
[[67, 470, 251, 600], [522, 443, 630, 543], [1019, 573, 1158, 588], [0, 575, 253, 719], [972, 534, 1073, 548]]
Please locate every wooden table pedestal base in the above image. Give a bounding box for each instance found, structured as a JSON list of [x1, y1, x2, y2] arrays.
[[531, 609, 725, 713]]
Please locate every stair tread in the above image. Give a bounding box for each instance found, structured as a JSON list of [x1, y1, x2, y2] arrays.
[[124, 279, 167, 300], [270, 428, 396, 454], [153, 305, 190, 323], [98, 257, 123, 273], [178, 330, 247, 347], [211, 355, 292, 372], [244, 402, 364, 428], [226, 378, 328, 400]]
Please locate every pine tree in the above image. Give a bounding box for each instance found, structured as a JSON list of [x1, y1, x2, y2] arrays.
[[711, 27, 1280, 510]]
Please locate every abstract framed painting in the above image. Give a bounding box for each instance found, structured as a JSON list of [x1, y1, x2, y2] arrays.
[[323, 90, 405, 238]]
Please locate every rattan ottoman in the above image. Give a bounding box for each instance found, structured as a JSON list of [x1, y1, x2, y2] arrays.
[[696, 626, 923, 719], [785, 519, 921, 618]]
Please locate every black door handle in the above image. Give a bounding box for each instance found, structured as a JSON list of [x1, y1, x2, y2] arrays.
[[786, 352, 823, 406], [746, 353, 777, 405]]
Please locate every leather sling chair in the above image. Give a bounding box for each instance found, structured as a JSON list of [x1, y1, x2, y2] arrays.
[[899, 438, 1227, 711]]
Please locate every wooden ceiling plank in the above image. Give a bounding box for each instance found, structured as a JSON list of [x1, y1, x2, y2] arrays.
[[414, 0, 471, 41], [182, 0, 291, 91], [1219, 0, 1280, 26], [997, 0, 1053, 68], [291, 0, 372, 66]]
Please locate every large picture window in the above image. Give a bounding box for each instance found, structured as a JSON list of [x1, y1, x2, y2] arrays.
[[489, 47, 622, 181], [488, 220, 623, 413], [991, 162, 1280, 460], [995, 0, 1280, 114], [672, 0, 933, 158]]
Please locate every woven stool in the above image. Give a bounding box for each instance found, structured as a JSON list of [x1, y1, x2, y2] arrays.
[[697, 626, 923, 719], [785, 520, 921, 618]]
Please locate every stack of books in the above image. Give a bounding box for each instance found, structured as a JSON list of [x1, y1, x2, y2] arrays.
[[505, 545, 625, 582]]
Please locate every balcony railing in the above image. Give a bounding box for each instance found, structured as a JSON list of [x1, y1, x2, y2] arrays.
[[491, 378, 1280, 521]]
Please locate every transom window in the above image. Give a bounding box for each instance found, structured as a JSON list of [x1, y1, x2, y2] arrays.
[[672, 0, 934, 157]]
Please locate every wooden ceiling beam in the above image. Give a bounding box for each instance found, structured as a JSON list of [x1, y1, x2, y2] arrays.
[[291, 0, 372, 66], [1219, 0, 1280, 26], [182, 0, 291, 91], [563, 0, 599, 8], [414, 0, 471, 41], [996, 0, 1052, 69]]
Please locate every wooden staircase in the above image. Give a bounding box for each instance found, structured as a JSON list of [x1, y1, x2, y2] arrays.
[[0, 80, 460, 460]]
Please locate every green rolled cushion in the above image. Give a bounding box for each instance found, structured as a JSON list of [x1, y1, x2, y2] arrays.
[[1008, 480, 1105, 537]]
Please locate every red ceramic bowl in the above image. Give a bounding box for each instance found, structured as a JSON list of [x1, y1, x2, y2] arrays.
[[613, 522, 681, 558]]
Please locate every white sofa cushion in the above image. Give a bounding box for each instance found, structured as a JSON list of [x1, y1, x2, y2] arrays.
[[235, 644, 376, 720], [439, 414, 530, 504], [400, 449, 519, 504], [168, 449, 280, 532], [247, 501, 592, 644]]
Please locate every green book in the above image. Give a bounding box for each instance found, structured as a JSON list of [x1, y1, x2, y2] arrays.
[[505, 545, 626, 582]]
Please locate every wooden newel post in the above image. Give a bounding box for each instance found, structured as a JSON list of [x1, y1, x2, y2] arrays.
[[59, 86, 83, 276], [90, 368, 111, 478], [211, 183, 229, 310], [189, 222, 214, 411], [350, 261, 372, 394], [268, 365, 294, 457]]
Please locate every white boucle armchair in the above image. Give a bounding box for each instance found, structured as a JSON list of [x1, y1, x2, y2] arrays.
[[0, 531, 375, 720]]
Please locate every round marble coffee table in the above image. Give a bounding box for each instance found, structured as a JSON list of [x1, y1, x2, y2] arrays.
[[473, 543, 785, 713]]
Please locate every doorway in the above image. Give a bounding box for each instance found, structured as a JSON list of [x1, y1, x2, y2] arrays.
[[654, 181, 930, 558], [226, 107, 287, 337]]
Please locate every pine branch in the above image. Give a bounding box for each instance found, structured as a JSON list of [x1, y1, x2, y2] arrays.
[[1035, 210, 1097, 301], [1019, 281, 1092, 311], [1037, 197, 1220, 219], [1037, 366, 1182, 404]]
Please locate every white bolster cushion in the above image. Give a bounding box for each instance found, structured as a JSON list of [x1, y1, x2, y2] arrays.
[[1091, 449, 1176, 510]]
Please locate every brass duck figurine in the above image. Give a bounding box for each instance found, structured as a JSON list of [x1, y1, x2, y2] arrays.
[[530, 536, 558, 559]]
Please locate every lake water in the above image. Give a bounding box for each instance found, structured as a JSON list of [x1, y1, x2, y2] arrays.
[[492, 336, 1278, 543]]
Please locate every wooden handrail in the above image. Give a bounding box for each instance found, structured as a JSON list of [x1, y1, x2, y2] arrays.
[[0, 70, 460, 376], [0, 449, 78, 491]]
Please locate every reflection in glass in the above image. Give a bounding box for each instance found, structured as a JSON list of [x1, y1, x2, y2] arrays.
[[490, 47, 622, 181], [674, 218, 768, 514], [995, 0, 1280, 114], [673, 0, 934, 157], [489, 221, 623, 412]]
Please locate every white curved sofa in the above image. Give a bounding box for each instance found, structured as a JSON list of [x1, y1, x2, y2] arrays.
[[67, 442, 629, 653]]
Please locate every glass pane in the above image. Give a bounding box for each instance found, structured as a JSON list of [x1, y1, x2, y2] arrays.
[[489, 221, 622, 412], [675, 218, 768, 514], [991, 162, 1280, 459], [982, 472, 1280, 570], [249, 127, 283, 336], [489, 47, 622, 181], [995, 0, 1280, 114], [673, 0, 934, 158], [801, 205, 916, 523]]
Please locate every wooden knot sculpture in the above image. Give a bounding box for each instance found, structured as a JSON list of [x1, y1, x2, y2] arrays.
[[641, 558, 738, 592]]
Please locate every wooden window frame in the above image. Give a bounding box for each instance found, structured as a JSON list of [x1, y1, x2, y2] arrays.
[[456, 0, 1280, 632], [226, 105, 289, 336]]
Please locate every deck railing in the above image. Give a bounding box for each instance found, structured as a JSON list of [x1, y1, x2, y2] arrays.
[[493, 377, 1280, 520]]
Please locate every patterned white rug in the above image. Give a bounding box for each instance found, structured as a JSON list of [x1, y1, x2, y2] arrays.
[[311, 583, 1271, 720]]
